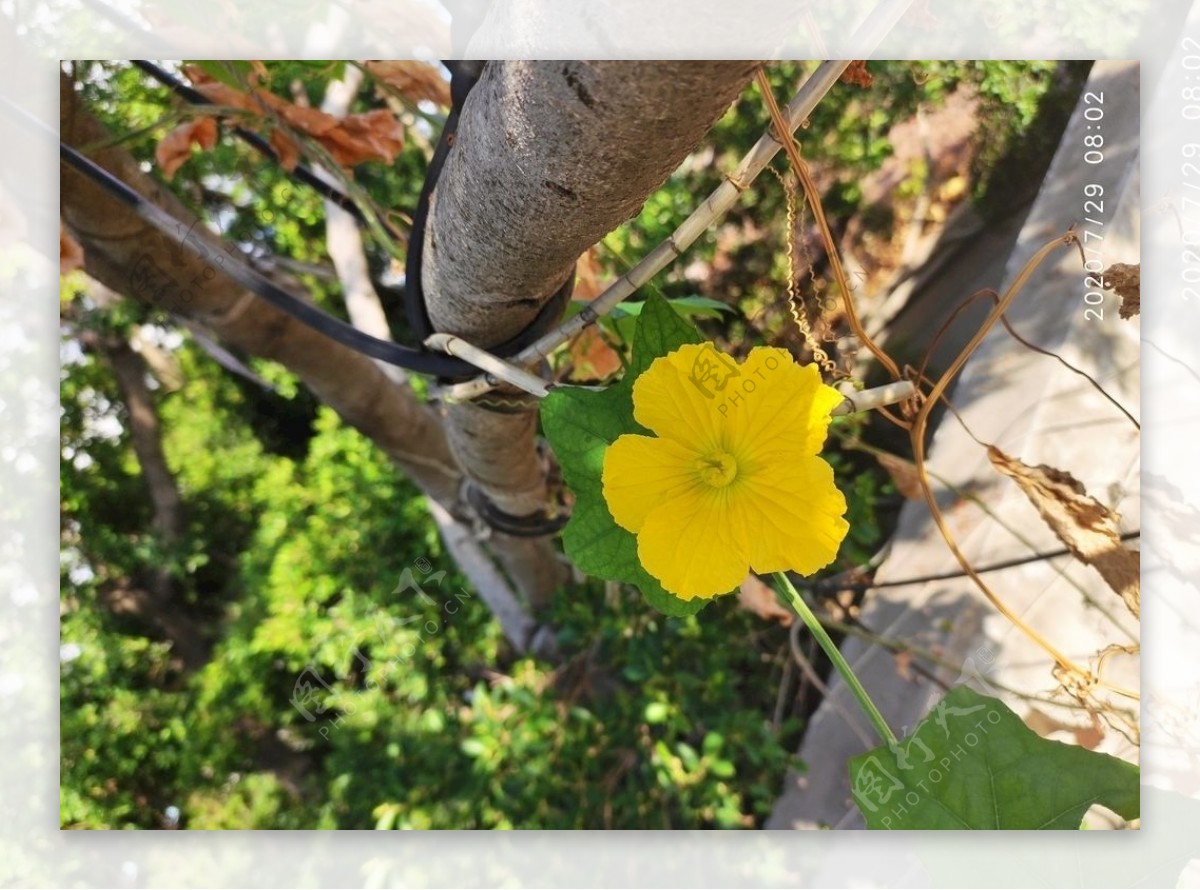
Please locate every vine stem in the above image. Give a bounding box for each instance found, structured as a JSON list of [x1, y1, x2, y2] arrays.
[[773, 572, 897, 745]]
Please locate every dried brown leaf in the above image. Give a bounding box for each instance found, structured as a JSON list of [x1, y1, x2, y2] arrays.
[[1024, 706, 1105, 749], [572, 247, 604, 301], [318, 108, 405, 167], [60, 223, 84, 276], [987, 446, 1139, 618], [365, 60, 451, 107], [184, 65, 404, 169], [268, 127, 301, 172], [840, 60, 874, 88], [566, 326, 623, 382], [155, 117, 219, 180], [276, 101, 340, 136], [1104, 262, 1139, 319], [184, 65, 259, 113], [738, 574, 793, 626], [874, 451, 924, 500]]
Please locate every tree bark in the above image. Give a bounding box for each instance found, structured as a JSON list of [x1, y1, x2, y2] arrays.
[[316, 71, 552, 641], [95, 333, 186, 543]]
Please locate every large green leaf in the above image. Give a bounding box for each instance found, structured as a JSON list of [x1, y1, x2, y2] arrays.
[[849, 686, 1140, 829], [541, 293, 709, 616]]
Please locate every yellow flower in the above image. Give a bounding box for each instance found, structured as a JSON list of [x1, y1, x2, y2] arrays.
[[602, 344, 849, 600]]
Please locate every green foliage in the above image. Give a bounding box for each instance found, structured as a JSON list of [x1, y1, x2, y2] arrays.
[[971, 61, 1092, 217], [849, 687, 1139, 829], [541, 293, 708, 617], [59, 598, 190, 829], [361, 591, 800, 829], [62, 349, 800, 827]]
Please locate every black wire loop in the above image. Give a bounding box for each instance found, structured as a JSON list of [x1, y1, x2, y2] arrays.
[[59, 61, 577, 384]]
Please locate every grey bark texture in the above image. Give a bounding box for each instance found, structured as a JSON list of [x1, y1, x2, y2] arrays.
[[317, 70, 548, 638], [421, 59, 759, 552]]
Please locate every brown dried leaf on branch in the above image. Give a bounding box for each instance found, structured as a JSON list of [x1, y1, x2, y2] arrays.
[[1023, 706, 1105, 749], [155, 117, 219, 180], [987, 446, 1139, 618], [738, 574, 794, 626], [179, 65, 404, 171], [566, 327, 622, 382], [564, 248, 621, 381], [572, 247, 605, 301], [318, 108, 408, 167], [840, 61, 874, 88], [364, 60, 452, 107], [60, 223, 85, 275], [1103, 263, 1139, 319], [873, 451, 924, 500]]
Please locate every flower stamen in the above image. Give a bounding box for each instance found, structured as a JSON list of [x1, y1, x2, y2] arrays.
[[697, 452, 738, 488]]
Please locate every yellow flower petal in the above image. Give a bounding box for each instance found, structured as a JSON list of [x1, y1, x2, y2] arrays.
[[637, 487, 751, 599], [729, 348, 844, 457], [630, 343, 731, 451], [602, 434, 698, 533], [737, 454, 850, 576]]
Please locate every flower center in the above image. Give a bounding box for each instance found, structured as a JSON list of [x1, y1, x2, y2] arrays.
[[696, 451, 739, 488]]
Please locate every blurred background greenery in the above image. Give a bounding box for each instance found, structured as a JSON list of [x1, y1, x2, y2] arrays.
[[60, 59, 1088, 828]]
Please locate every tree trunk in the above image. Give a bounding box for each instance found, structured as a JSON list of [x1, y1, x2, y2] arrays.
[[74, 297, 209, 670], [317, 70, 552, 648], [421, 60, 759, 604], [95, 334, 186, 543]]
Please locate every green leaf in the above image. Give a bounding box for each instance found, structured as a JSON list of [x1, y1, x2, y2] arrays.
[[460, 738, 487, 758], [644, 702, 669, 724], [849, 687, 1139, 829], [710, 759, 736, 778], [611, 296, 733, 321], [541, 292, 710, 617]]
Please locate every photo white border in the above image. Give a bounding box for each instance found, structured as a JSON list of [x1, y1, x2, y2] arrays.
[[3, 0, 1199, 885]]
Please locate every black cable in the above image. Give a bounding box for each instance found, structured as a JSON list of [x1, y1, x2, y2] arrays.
[[403, 60, 482, 343], [810, 530, 1141, 594], [60, 140, 477, 378], [135, 58, 574, 369], [131, 60, 367, 224]]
